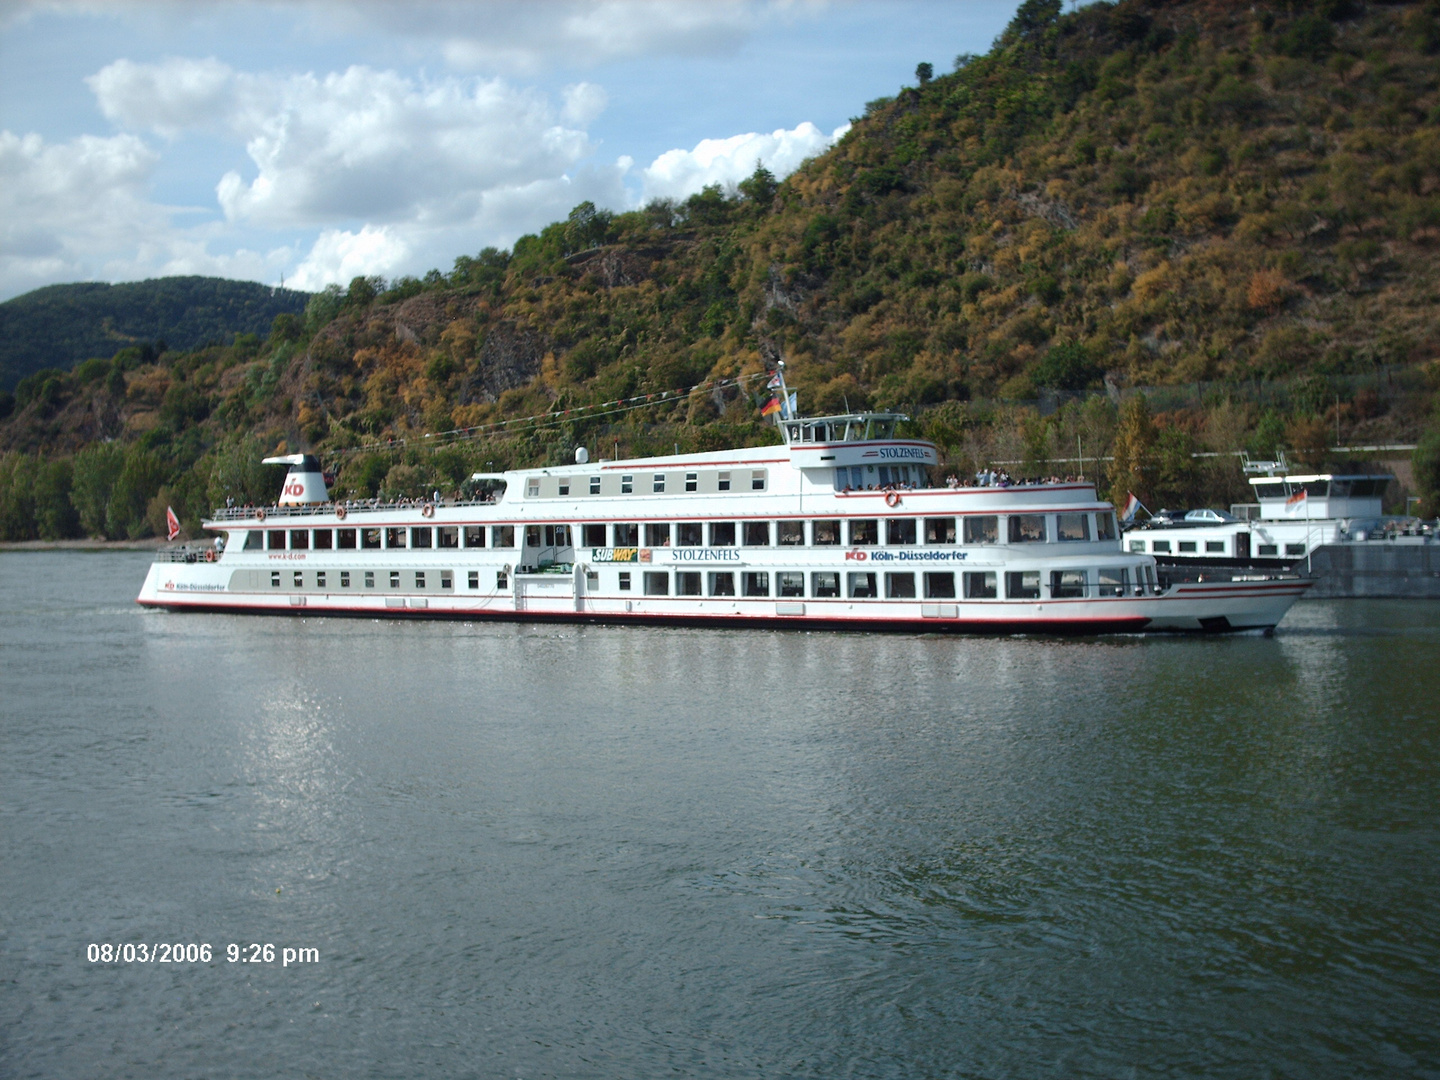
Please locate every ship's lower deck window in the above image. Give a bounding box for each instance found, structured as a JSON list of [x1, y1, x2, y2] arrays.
[[742, 572, 769, 597], [1098, 568, 1128, 597], [271, 571, 280, 587], [677, 571, 702, 596], [1129, 540, 1146, 553], [290, 529, 309, 550], [468, 571, 479, 589], [293, 570, 303, 588], [964, 516, 999, 544], [463, 526, 485, 548], [886, 519, 917, 546], [617, 572, 631, 591], [614, 523, 638, 546], [925, 518, 956, 544], [848, 519, 878, 545], [497, 571, 509, 589], [677, 522, 703, 546], [751, 470, 766, 491], [1206, 540, 1225, 553], [386, 527, 407, 548], [778, 520, 805, 546], [812, 520, 840, 545], [811, 572, 840, 598], [525, 525, 541, 547], [645, 523, 670, 546], [438, 526, 459, 548], [742, 522, 770, 546], [244, 530, 263, 550], [412, 527, 432, 548], [586, 571, 599, 588], [268, 530, 286, 550], [708, 572, 735, 596], [316, 571, 326, 588], [847, 572, 877, 599], [364, 571, 375, 588], [709, 522, 736, 546], [389, 571, 400, 589], [924, 572, 956, 599], [885, 572, 916, 598], [1151, 540, 1172, 553], [415, 572, 426, 589], [778, 572, 805, 598], [643, 571, 669, 596], [491, 526, 515, 548], [313, 529, 333, 550], [1006, 570, 1041, 599], [1051, 570, 1086, 598], [1008, 515, 1047, 543], [362, 528, 382, 550], [964, 571, 997, 599], [1285, 543, 1306, 556], [582, 523, 606, 546], [340, 571, 350, 588], [338, 528, 357, 549], [1178, 541, 1197, 553], [441, 571, 453, 590], [544, 524, 571, 547]]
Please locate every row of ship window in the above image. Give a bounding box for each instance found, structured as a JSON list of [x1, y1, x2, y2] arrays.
[[244, 511, 1119, 552], [265, 565, 1159, 600], [1129, 538, 1304, 556]]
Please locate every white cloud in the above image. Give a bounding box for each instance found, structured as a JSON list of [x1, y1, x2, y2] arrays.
[[87, 56, 234, 138], [638, 120, 848, 202], [290, 224, 408, 291], [561, 82, 607, 127]]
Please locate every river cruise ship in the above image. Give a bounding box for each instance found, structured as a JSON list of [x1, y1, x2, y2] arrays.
[[138, 412, 1310, 633]]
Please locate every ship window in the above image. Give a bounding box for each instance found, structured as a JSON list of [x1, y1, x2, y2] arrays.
[[811, 572, 840, 598], [778, 520, 805, 546], [1302, 480, 1329, 497], [497, 571, 509, 590], [709, 522, 736, 546], [614, 523, 638, 546], [290, 529, 309, 549], [341, 571, 351, 588], [621, 475, 633, 494], [389, 571, 400, 589], [807, 520, 837, 545], [847, 572, 877, 599], [742, 521, 770, 546], [1057, 514, 1090, 542], [751, 470, 766, 491], [708, 572, 735, 596], [244, 530, 263, 550], [1051, 570, 1087, 598], [411, 527, 433, 548], [1098, 568, 1127, 597], [415, 572, 426, 589], [618, 572, 631, 591], [1206, 540, 1226, 553], [364, 571, 375, 588], [644, 572, 669, 595], [491, 525, 515, 548], [848, 519, 878, 546], [963, 516, 999, 544], [313, 529, 333, 550], [645, 523, 670, 546], [558, 479, 570, 496], [1178, 541, 1197, 553], [964, 571, 997, 599], [778, 572, 805, 597], [1286, 543, 1306, 556], [885, 518, 917, 545], [438, 526, 459, 548], [1008, 515, 1046, 543], [1129, 540, 1146, 553], [582, 524, 606, 546], [685, 472, 698, 492], [1096, 512, 1117, 541], [271, 571, 280, 588], [742, 571, 770, 597], [468, 571, 479, 590], [586, 571, 598, 588], [886, 572, 916, 598], [718, 471, 731, 492], [544, 525, 571, 547], [1006, 571, 1041, 599], [677, 522, 703, 546], [386, 527, 407, 548], [316, 571, 326, 588], [925, 518, 956, 544], [677, 571, 702, 596], [525, 525, 541, 548], [1151, 540, 1171, 553], [526, 478, 540, 497], [362, 528, 381, 550], [268, 529, 287, 550], [653, 474, 665, 493], [293, 570, 303, 588], [1253, 482, 1285, 500], [590, 476, 601, 495], [924, 572, 956, 599], [441, 571, 452, 590]]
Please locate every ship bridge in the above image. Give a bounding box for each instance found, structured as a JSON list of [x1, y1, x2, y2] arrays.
[[780, 412, 939, 491]]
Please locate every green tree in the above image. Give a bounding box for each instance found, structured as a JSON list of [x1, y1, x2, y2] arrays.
[[915, 62, 933, 85], [70, 442, 125, 537], [1108, 394, 1158, 508], [737, 163, 779, 208], [34, 457, 78, 539], [1414, 404, 1440, 517], [107, 445, 169, 539]]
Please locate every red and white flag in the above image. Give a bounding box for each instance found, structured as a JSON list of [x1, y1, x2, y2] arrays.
[[165, 505, 181, 541], [1119, 492, 1144, 523], [1286, 488, 1307, 507]]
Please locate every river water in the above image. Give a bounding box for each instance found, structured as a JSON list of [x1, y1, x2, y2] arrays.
[[1, 551, 1436, 1079]]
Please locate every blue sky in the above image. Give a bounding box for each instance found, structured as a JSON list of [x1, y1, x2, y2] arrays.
[[0, 1, 1021, 300]]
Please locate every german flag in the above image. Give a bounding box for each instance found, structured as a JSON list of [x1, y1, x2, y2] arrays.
[[760, 396, 782, 417]]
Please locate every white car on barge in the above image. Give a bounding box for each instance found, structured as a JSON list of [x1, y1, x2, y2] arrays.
[[138, 411, 1310, 633]]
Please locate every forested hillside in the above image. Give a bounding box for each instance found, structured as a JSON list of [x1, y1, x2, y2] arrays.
[[0, 277, 310, 391], [3, 0, 1440, 541]]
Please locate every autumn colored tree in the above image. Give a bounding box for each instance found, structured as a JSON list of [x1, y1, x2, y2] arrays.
[[1108, 394, 1157, 509]]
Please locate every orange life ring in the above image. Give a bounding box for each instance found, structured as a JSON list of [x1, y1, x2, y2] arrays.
[[335, 505, 347, 521], [204, 548, 216, 563], [422, 502, 435, 518], [255, 508, 266, 522], [884, 489, 901, 508]]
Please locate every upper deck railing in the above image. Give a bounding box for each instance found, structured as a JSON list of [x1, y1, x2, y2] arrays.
[[207, 496, 499, 523]]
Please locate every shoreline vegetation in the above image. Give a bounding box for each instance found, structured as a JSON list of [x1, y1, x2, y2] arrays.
[[2, 0, 1439, 543]]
